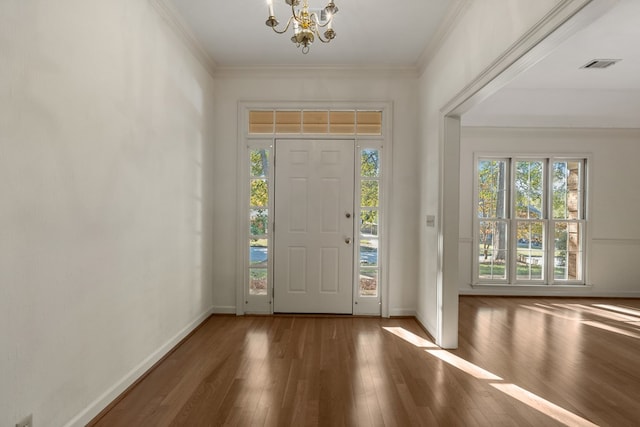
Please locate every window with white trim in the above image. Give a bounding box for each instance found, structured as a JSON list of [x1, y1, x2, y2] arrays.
[[474, 157, 587, 285]]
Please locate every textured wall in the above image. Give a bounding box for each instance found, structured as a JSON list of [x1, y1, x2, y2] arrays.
[[0, 1, 215, 425]]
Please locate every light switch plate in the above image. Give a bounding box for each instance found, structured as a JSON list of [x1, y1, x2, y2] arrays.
[[426, 215, 436, 227]]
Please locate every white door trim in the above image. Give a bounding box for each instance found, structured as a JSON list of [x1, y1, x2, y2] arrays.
[[236, 101, 392, 317]]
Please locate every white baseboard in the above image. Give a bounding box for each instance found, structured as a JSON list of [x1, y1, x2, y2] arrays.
[[212, 305, 237, 314], [64, 307, 214, 427], [460, 287, 640, 298], [414, 312, 437, 342], [388, 308, 416, 317]]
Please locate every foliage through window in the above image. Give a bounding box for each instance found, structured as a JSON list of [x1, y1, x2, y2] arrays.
[[475, 157, 586, 285], [249, 148, 270, 296], [359, 148, 380, 297]]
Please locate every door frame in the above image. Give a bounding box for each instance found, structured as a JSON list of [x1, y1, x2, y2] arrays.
[[236, 101, 393, 316]]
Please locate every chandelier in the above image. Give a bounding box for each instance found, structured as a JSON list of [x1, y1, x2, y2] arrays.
[[265, 0, 339, 54]]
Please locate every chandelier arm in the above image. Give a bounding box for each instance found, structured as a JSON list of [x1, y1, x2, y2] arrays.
[[315, 28, 330, 43], [271, 16, 295, 34], [291, 1, 302, 24], [310, 12, 332, 28]]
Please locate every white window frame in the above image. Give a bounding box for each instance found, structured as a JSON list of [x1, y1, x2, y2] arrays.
[[245, 140, 274, 313], [355, 141, 384, 315], [473, 154, 588, 287]]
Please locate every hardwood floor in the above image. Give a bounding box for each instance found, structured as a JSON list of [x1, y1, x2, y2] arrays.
[[90, 297, 640, 426]]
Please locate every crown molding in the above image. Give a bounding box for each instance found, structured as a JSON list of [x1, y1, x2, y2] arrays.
[[212, 65, 419, 79], [416, 0, 471, 76], [149, 0, 217, 77]]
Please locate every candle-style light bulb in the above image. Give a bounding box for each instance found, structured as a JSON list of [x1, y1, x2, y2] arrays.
[[267, 0, 274, 16]]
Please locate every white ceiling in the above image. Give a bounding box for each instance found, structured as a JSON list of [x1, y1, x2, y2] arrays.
[[167, 0, 640, 129], [167, 0, 455, 68], [463, 0, 640, 128]]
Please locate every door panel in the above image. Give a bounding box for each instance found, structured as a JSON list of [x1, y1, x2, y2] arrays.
[[274, 139, 354, 313]]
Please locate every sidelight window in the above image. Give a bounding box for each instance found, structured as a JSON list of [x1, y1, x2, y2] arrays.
[[358, 147, 381, 297], [249, 146, 271, 296]]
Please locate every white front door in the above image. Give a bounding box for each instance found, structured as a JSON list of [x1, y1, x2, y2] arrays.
[[273, 139, 355, 314]]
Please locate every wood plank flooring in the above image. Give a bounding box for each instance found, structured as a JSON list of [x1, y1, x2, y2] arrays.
[[90, 297, 640, 426]]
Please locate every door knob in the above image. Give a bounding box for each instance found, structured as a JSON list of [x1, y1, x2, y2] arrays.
[[345, 237, 352, 244], [345, 212, 351, 218]]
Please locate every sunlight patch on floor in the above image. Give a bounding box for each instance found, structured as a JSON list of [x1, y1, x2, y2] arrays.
[[382, 326, 438, 348], [581, 320, 640, 339], [523, 304, 577, 321], [522, 302, 640, 340], [426, 350, 502, 380], [593, 304, 640, 318], [384, 326, 598, 426], [491, 383, 598, 427], [555, 303, 638, 323]]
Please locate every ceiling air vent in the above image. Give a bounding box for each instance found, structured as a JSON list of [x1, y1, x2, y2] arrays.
[[581, 59, 621, 69]]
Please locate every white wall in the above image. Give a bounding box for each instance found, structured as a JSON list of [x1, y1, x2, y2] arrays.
[[417, 0, 569, 347], [211, 71, 420, 317], [0, 1, 215, 425], [459, 127, 640, 296]]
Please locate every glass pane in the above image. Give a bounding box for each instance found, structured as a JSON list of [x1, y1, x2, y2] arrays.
[[360, 210, 378, 236], [515, 160, 544, 219], [250, 149, 269, 177], [249, 111, 273, 134], [516, 221, 545, 281], [356, 111, 382, 135], [275, 111, 301, 133], [554, 222, 583, 281], [361, 149, 380, 177], [329, 111, 355, 134], [250, 209, 268, 236], [553, 160, 583, 220], [478, 220, 508, 280], [361, 180, 379, 207], [360, 236, 378, 267], [477, 160, 507, 218], [250, 239, 268, 267], [249, 268, 268, 296], [303, 110, 329, 133], [250, 179, 268, 207], [359, 269, 378, 297]]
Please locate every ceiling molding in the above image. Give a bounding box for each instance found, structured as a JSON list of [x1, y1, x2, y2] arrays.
[[416, 0, 471, 76], [462, 126, 640, 138], [149, 0, 217, 77], [463, 115, 640, 129], [212, 65, 419, 80]]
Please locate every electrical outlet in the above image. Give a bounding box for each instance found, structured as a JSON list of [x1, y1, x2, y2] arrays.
[[16, 414, 32, 427]]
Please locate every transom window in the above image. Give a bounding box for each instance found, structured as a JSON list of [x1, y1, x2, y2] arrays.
[[249, 109, 382, 135], [474, 156, 587, 285]]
